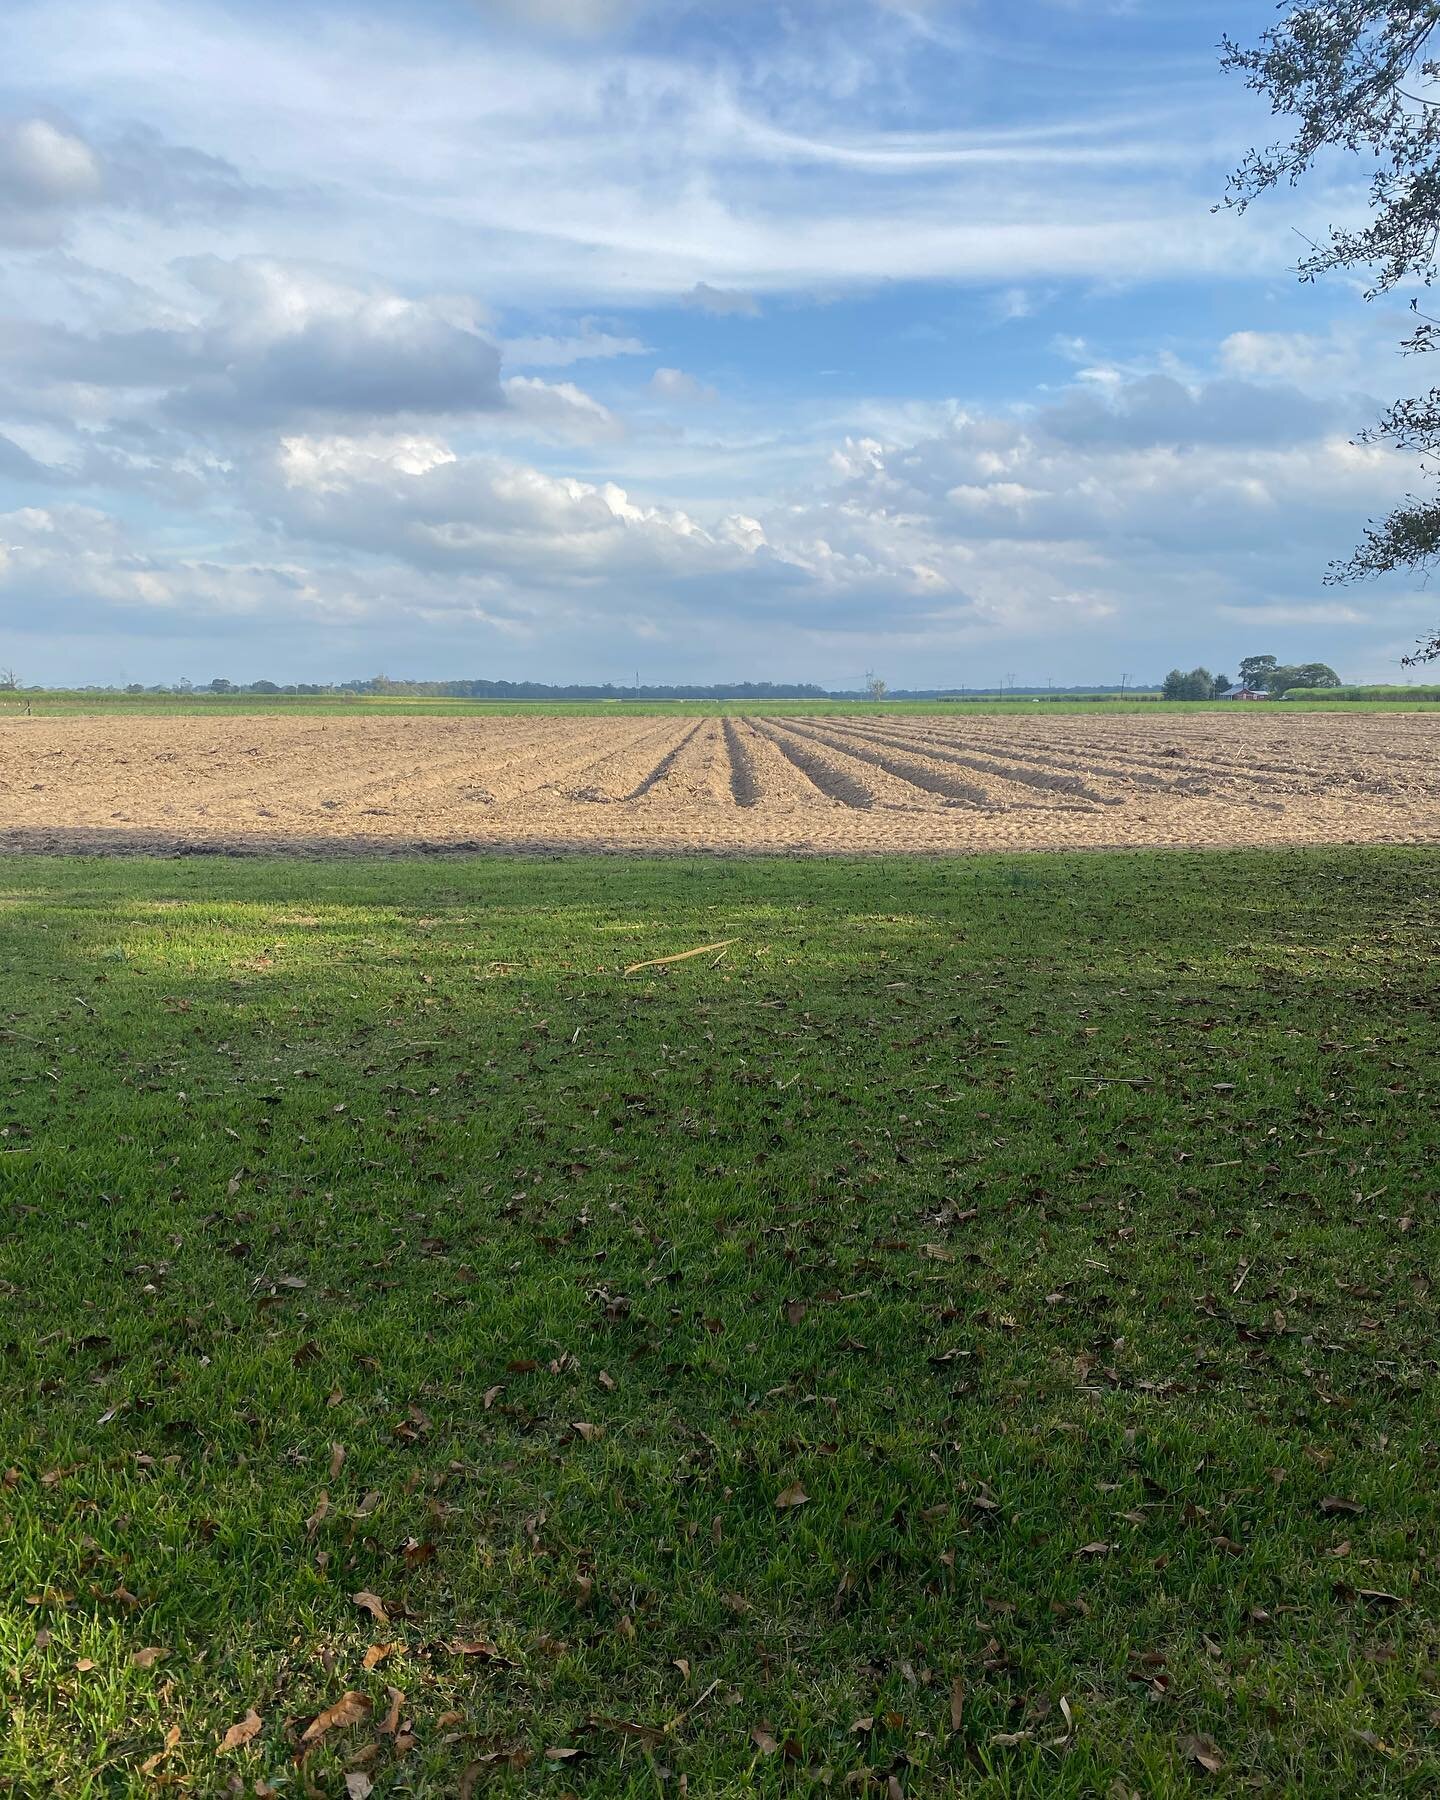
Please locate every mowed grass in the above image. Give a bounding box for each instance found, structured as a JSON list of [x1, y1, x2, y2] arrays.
[[1, 847, 1438, 1796]]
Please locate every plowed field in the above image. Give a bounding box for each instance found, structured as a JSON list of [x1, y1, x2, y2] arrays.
[[2, 711, 1437, 854]]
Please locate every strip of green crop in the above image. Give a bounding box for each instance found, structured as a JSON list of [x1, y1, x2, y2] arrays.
[[5, 692, 1439, 718]]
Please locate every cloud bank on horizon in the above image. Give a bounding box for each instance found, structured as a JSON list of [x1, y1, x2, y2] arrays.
[[0, 0, 1431, 687]]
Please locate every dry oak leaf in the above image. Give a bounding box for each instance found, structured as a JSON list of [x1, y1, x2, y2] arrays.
[[378, 1686, 405, 1736], [346, 1776, 374, 1800], [138, 1726, 181, 1777], [352, 1590, 389, 1624], [299, 1691, 373, 1748], [131, 1646, 169, 1668], [217, 1708, 263, 1753], [362, 1643, 395, 1671], [446, 1638, 503, 1658], [571, 1421, 604, 1443], [1178, 1733, 1225, 1774], [774, 1483, 810, 1511], [1319, 1496, 1364, 1517]]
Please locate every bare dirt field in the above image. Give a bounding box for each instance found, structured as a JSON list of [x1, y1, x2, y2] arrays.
[[1, 710, 1437, 856]]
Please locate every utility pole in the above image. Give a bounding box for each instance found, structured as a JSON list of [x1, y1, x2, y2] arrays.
[[1120, 672, 1129, 696]]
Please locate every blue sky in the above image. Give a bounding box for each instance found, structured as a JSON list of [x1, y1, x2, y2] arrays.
[[0, 0, 1433, 687]]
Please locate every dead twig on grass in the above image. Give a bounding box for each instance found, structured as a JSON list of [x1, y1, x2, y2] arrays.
[[624, 940, 738, 976]]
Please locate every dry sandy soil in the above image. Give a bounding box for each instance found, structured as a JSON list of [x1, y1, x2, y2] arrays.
[[1, 711, 1438, 856]]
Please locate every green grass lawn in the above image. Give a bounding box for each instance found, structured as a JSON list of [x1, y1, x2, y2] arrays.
[[1, 847, 1438, 1796]]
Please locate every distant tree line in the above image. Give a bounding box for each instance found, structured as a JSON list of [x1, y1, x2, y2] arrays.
[[68, 676, 1165, 701], [1160, 655, 1342, 701], [10, 665, 1365, 702], [1280, 684, 1440, 702]]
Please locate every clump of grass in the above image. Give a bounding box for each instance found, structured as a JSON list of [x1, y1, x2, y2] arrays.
[[0, 847, 1437, 1795]]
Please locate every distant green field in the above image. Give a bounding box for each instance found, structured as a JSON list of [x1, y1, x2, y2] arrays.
[[2, 847, 1437, 1794], [5, 691, 1439, 719], [1284, 685, 1440, 704]]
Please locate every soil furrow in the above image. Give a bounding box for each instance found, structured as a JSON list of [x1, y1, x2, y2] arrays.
[[777, 718, 997, 808], [975, 723, 1343, 787], [542, 720, 695, 804], [749, 719, 875, 808], [824, 718, 1119, 806], [4, 711, 1438, 854], [912, 719, 1233, 791], [623, 721, 708, 801], [723, 718, 760, 807]]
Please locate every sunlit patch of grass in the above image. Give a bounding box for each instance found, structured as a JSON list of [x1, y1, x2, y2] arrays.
[[0, 847, 1437, 1795]]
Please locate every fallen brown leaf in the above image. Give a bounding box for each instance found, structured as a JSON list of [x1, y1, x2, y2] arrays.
[[352, 1590, 389, 1624], [217, 1708, 263, 1753], [774, 1483, 810, 1511], [362, 1644, 395, 1671], [378, 1686, 405, 1736], [131, 1646, 169, 1668], [446, 1638, 510, 1662], [299, 1691, 373, 1748], [1179, 1732, 1225, 1774]]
